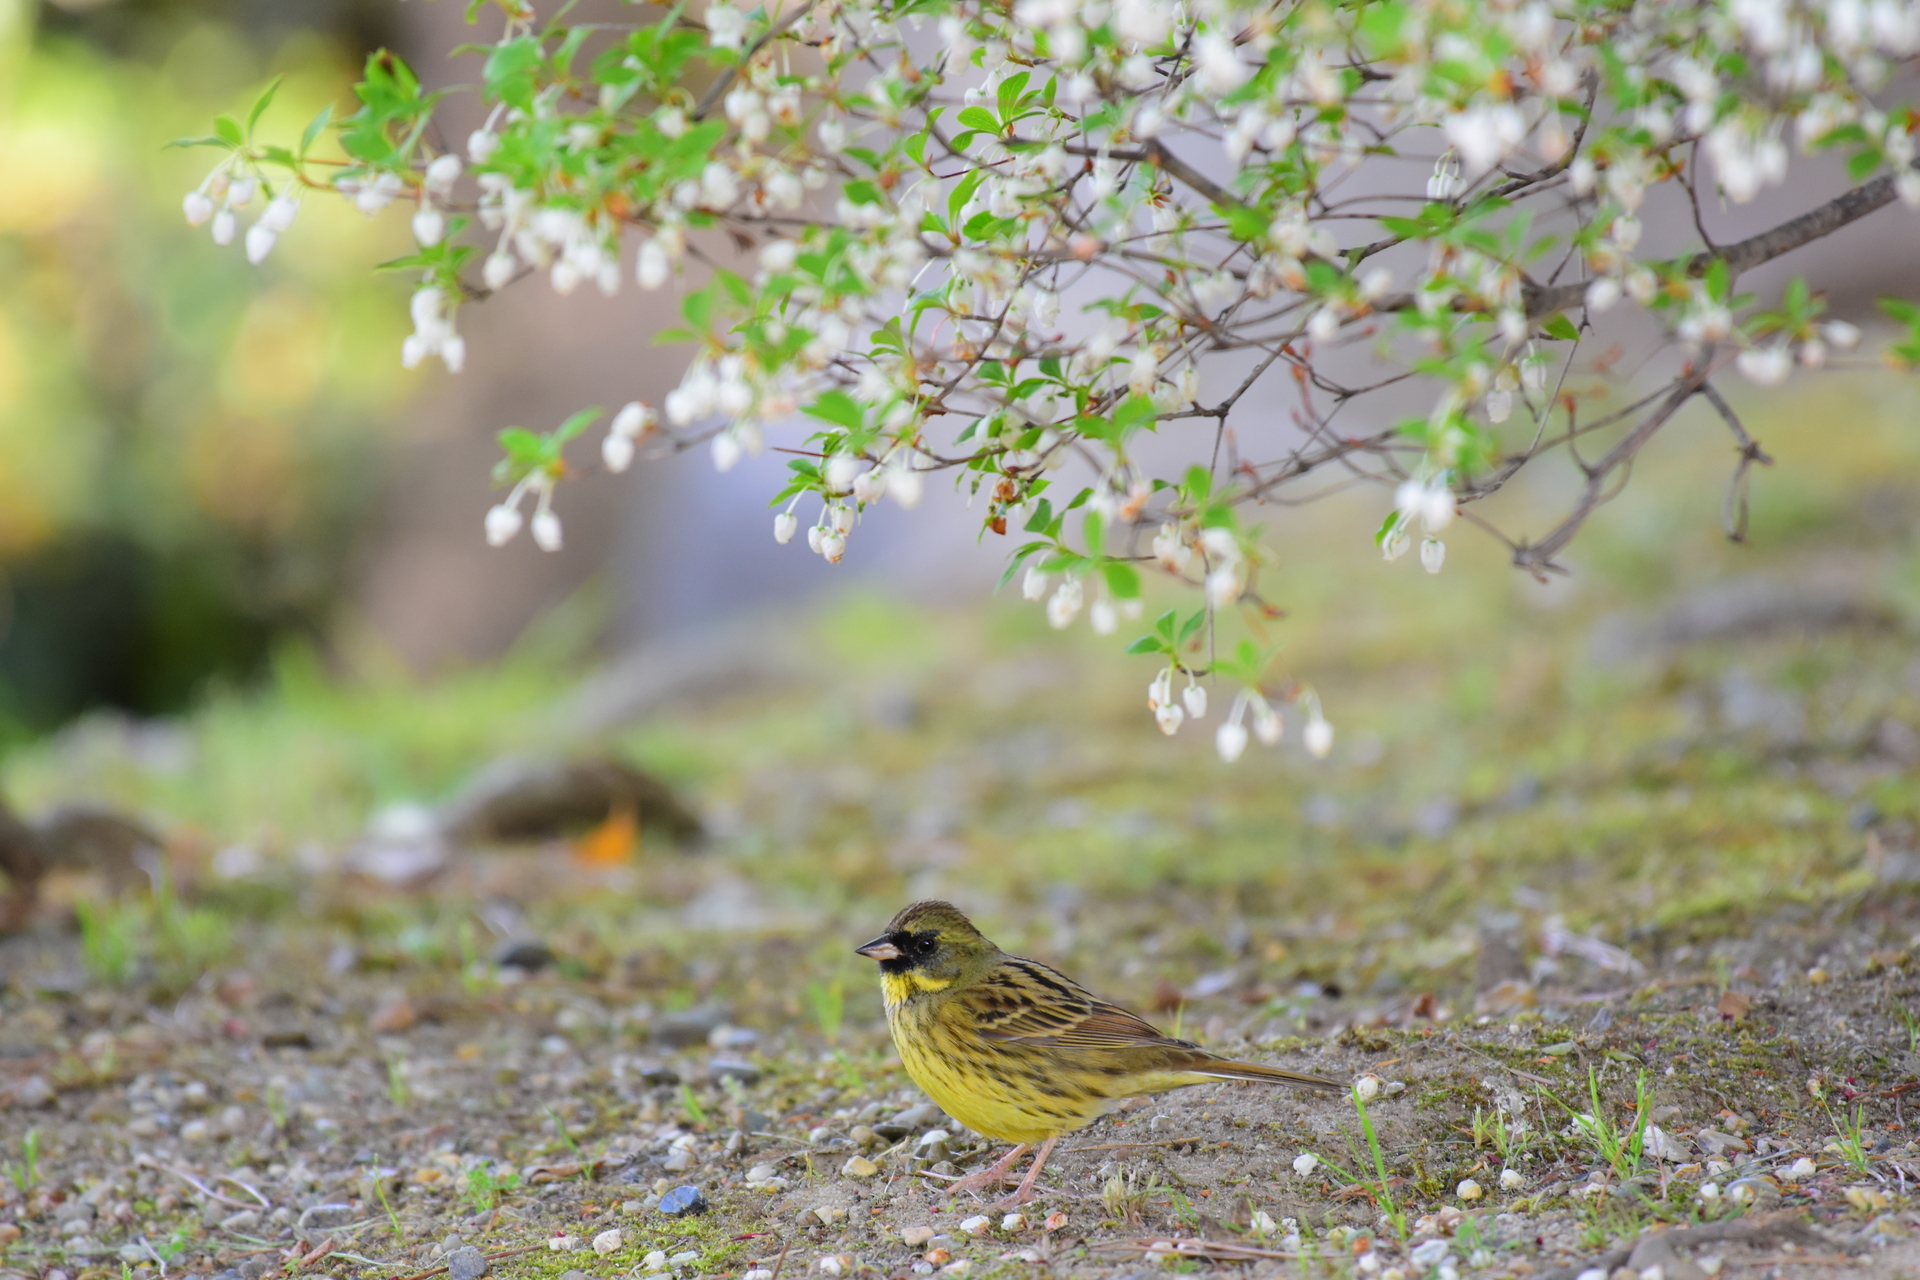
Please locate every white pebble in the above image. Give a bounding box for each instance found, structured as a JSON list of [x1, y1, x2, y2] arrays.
[[902, 1227, 936, 1246], [592, 1229, 623, 1255], [1000, 1214, 1026, 1232], [959, 1214, 992, 1235], [1354, 1075, 1381, 1101], [1293, 1152, 1320, 1176], [1456, 1178, 1483, 1201], [1784, 1157, 1817, 1181], [1499, 1168, 1525, 1189], [642, 1251, 668, 1271]]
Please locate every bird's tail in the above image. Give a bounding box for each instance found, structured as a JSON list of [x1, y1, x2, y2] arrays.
[[1191, 1059, 1346, 1091]]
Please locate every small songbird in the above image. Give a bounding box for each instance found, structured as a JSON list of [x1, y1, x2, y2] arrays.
[[856, 900, 1344, 1205]]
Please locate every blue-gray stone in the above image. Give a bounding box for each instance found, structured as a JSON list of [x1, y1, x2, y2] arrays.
[[658, 1185, 708, 1216]]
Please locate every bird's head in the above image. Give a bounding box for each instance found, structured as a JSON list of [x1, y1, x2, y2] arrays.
[[855, 900, 998, 993]]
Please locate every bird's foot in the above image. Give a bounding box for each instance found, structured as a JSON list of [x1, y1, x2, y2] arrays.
[[943, 1144, 1029, 1197]]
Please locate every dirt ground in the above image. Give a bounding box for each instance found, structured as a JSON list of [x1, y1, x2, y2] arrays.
[[3, 385, 1920, 1280]]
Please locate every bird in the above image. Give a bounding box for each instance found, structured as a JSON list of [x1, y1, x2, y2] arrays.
[[855, 900, 1345, 1205]]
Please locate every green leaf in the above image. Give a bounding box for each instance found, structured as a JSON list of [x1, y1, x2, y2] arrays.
[[1704, 258, 1731, 303], [955, 106, 1001, 135], [553, 407, 603, 443], [803, 390, 866, 430], [1125, 635, 1169, 656], [1879, 296, 1920, 324], [1022, 498, 1054, 533], [1541, 312, 1580, 342], [213, 115, 244, 147], [246, 78, 283, 135], [299, 103, 334, 159], [1176, 609, 1207, 644], [485, 36, 544, 110], [1103, 561, 1142, 599]]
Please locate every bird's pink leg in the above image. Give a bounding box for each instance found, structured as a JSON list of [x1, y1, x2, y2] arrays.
[[943, 1143, 1029, 1196], [993, 1134, 1060, 1207]]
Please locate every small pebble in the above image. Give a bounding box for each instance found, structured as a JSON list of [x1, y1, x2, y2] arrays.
[[592, 1229, 623, 1255], [220, 1210, 261, 1234], [747, 1164, 780, 1184], [1807, 967, 1829, 985], [959, 1215, 991, 1235], [1043, 1212, 1067, 1231], [1000, 1214, 1026, 1232], [1456, 1178, 1483, 1201], [902, 1227, 936, 1246], [445, 1247, 488, 1280], [1698, 1182, 1720, 1201], [1784, 1157, 1817, 1181], [923, 1249, 951, 1266], [668, 1251, 699, 1266], [642, 1251, 668, 1271], [1292, 1153, 1319, 1176], [744, 1272, 774, 1280], [1846, 1186, 1890, 1212], [558, 1271, 591, 1280], [842, 1156, 880, 1179], [548, 1236, 579, 1252], [620, 1199, 643, 1215], [849, 1126, 880, 1147], [659, 1185, 709, 1216], [1354, 1075, 1381, 1101], [820, 1255, 854, 1276], [1499, 1169, 1525, 1189], [812, 1206, 848, 1226]]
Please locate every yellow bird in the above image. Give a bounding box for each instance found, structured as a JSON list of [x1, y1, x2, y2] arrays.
[[856, 900, 1344, 1205]]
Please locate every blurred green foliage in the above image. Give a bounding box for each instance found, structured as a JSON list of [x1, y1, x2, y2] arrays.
[[0, 6, 411, 733]]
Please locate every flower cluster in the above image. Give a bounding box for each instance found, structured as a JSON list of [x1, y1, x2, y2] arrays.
[[186, 0, 1920, 756]]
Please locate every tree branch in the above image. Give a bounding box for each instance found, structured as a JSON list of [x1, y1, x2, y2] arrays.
[[1511, 361, 1715, 573], [1525, 169, 1911, 316]]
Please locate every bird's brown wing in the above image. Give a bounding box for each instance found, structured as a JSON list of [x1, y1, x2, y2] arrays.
[[963, 956, 1204, 1051]]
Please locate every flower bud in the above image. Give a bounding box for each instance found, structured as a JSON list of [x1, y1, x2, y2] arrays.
[[830, 504, 856, 535], [637, 239, 670, 289], [1250, 698, 1282, 746], [1022, 566, 1050, 601], [712, 433, 743, 472], [852, 468, 887, 504], [1090, 599, 1117, 635], [244, 222, 277, 264], [483, 252, 516, 291], [1304, 716, 1334, 758], [820, 530, 847, 563], [602, 432, 636, 473], [485, 503, 524, 546], [1182, 685, 1207, 718], [425, 153, 463, 193], [825, 454, 861, 492], [774, 512, 798, 544], [262, 194, 299, 232], [531, 508, 564, 552], [1216, 721, 1249, 763], [611, 401, 654, 438], [227, 176, 258, 208], [807, 524, 826, 553], [468, 129, 500, 163], [1585, 277, 1621, 313], [183, 190, 215, 226], [1046, 579, 1084, 629], [1155, 702, 1185, 736], [1421, 537, 1445, 574], [888, 462, 925, 509], [211, 208, 237, 246], [440, 335, 466, 373], [413, 207, 446, 247]]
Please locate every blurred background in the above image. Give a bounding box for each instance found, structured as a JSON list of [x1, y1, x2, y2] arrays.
[[0, 0, 1914, 934]]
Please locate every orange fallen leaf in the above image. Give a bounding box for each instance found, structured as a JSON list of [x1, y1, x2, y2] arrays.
[[576, 804, 638, 866]]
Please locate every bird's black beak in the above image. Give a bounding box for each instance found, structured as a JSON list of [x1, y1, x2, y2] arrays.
[[856, 934, 901, 962]]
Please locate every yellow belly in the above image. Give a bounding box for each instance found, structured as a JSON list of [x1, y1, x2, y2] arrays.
[[885, 996, 1202, 1145]]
